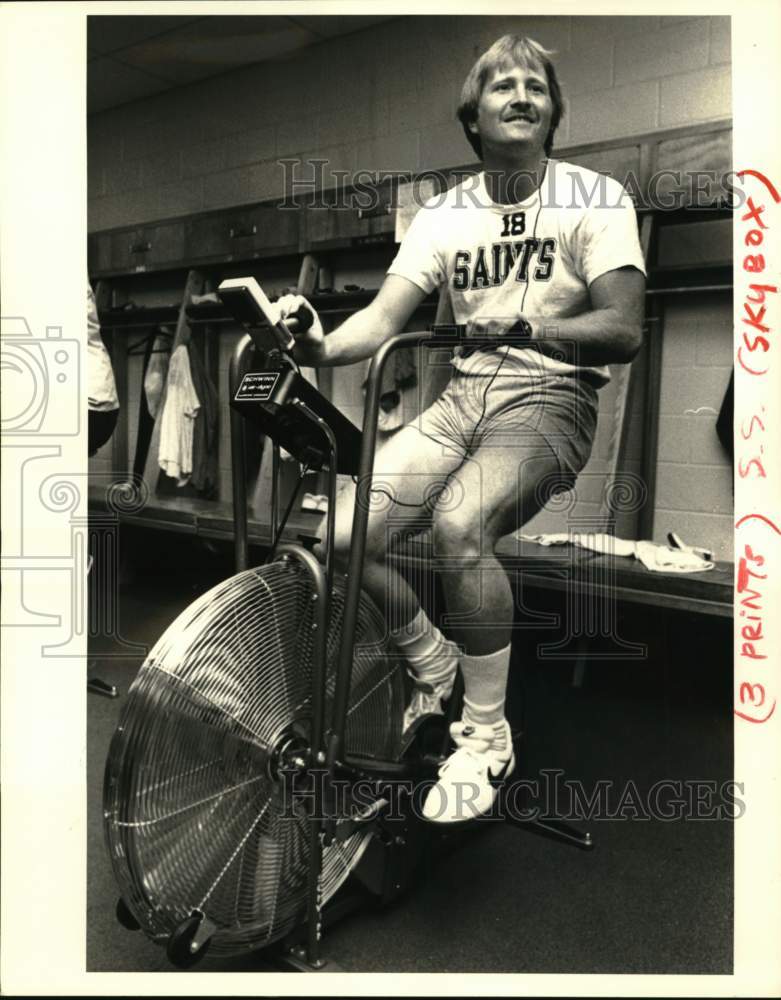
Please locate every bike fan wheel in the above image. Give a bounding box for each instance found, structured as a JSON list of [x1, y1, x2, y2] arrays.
[[103, 558, 405, 958]]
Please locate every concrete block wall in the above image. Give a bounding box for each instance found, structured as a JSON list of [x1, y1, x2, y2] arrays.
[[653, 292, 733, 562], [88, 14, 731, 231]]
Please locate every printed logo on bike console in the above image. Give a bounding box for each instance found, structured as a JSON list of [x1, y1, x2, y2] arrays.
[[235, 371, 280, 402]]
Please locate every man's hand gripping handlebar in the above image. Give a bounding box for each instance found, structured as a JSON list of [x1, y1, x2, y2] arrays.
[[217, 277, 322, 363], [275, 293, 325, 367]]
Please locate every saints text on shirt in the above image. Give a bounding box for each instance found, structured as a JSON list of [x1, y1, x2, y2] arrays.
[[452, 212, 556, 290]]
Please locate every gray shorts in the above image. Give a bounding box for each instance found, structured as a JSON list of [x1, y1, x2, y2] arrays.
[[416, 370, 599, 483]]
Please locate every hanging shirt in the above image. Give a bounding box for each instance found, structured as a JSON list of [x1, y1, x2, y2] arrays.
[[187, 342, 219, 497], [158, 344, 200, 486], [87, 285, 119, 412]]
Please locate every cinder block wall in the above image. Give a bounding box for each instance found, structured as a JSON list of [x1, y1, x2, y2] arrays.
[[88, 14, 731, 231], [653, 293, 733, 561]]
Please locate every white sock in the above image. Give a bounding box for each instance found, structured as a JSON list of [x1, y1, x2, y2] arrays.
[[459, 644, 511, 727], [391, 608, 458, 683]]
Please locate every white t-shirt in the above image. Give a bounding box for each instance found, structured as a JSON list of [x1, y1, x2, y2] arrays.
[[87, 285, 119, 411], [387, 159, 646, 385]]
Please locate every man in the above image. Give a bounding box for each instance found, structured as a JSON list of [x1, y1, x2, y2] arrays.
[[278, 34, 646, 822]]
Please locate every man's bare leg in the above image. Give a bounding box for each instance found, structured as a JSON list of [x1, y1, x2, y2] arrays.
[[327, 421, 468, 729], [418, 442, 565, 822], [434, 444, 559, 717], [329, 421, 464, 625]]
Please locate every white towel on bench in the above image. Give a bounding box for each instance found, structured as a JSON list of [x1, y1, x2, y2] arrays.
[[517, 532, 715, 574]]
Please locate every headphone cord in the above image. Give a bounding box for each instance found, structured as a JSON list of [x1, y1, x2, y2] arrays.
[[356, 194, 544, 509], [353, 346, 510, 509]]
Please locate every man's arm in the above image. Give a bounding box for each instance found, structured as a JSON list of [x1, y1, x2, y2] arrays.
[[465, 266, 645, 367], [526, 266, 646, 367], [279, 274, 427, 367]]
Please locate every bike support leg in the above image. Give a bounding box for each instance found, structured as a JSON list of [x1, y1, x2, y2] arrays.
[[327, 331, 431, 771], [274, 405, 338, 970], [275, 542, 330, 969], [228, 333, 254, 573]]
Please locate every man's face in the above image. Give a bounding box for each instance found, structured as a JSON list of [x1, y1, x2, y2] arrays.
[[470, 59, 554, 157]]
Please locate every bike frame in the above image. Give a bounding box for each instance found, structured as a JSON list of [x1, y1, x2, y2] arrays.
[[228, 326, 534, 966]]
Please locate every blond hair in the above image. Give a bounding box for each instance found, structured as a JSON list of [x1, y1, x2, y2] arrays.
[[457, 34, 565, 159]]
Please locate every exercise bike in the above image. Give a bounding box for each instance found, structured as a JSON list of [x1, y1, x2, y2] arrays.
[[103, 278, 591, 970]]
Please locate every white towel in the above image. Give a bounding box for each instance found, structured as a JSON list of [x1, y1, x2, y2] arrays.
[[517, 532, 715, 574]]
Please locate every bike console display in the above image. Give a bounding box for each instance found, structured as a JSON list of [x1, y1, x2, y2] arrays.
[[219, 277, 362, 475], [218, 276, 297, 351]]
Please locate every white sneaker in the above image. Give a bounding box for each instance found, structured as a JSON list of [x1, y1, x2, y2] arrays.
[[421, 718, 515, 823]]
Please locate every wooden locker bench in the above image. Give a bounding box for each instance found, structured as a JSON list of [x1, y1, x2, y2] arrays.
[[391, 533, 733, 620]]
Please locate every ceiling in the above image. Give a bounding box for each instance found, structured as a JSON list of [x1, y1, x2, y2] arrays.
[[87, 14, 398, 114]]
